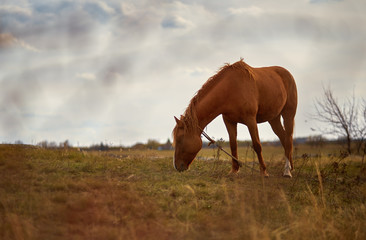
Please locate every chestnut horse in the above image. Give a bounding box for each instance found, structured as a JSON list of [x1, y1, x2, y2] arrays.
[[172, 59, 297, 177]]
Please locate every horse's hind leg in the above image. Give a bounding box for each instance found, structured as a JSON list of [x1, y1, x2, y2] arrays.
[[269, 115, 285, 147], [247, 118, 269, 177], [223, 116, 240, 173], [269, 116, 292, 177]]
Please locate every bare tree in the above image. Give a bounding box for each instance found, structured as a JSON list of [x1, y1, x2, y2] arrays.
[[357, 100, 366, 154], [312, 86, 359, 154]]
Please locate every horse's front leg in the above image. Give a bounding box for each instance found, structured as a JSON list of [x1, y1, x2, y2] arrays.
[[223, 117, 240, 173], [247, 119, 269, 177]]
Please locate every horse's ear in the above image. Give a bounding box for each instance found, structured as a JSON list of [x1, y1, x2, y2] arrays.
[[174, 116, 185, 129], [174, 116, 181, 125]]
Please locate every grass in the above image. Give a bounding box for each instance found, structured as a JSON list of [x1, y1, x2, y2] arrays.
[[0, 144, 365, 239]]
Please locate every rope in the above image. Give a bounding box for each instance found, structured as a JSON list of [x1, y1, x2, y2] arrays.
[[200, 128, 260, 172]]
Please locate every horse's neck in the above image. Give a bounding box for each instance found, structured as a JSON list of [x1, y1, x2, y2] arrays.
[[195, 89, 226, 131]]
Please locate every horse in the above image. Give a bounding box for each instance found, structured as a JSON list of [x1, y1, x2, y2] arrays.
[[172, 59, 297, 177]]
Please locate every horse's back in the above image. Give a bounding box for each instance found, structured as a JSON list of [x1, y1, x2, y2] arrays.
[[221, 62, 297, 123]]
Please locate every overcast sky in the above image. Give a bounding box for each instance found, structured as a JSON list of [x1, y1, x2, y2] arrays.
[[1, 0, 365, 146]]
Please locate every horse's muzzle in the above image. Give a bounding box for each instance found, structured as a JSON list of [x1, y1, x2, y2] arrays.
[[173, 157, 189, 172]]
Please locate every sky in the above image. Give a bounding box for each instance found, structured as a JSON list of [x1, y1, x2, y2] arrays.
[[1, 0, 366, 147]]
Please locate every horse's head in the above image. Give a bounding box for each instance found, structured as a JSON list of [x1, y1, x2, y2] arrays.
[[173, 116, 202, 172]]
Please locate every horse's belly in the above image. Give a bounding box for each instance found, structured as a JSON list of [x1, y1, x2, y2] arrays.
[[256, 113, 278, 123], [255, 76, 287, 122], [256, 98, 286, 123]]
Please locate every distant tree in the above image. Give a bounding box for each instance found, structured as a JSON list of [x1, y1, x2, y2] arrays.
[[131, 142, 146, 150], [312, 86, 364, 154], [60, 140, 71, 149], [307, 135, 326, 147], [356, 100, 366, 154], [14, 140, 23, 145], [159, 139, 173, 150], [48, 141, 57, 148], [38, 140, 48, 148], [146, 139, 160, 150], [99, 142, 109, 151]]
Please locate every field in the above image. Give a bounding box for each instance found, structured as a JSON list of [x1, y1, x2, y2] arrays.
[[1, 144, 366, 240]]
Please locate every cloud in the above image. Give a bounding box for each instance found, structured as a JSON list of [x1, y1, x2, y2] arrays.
[[227, 6, 264, 16], [0, 33, 40, 52], [93, 1, 116, 14], [161, 15, 192, 29], [0, 1, 98, 52], [0, 33, 15, 47], [84, 1, 116, 23], [76, 72, 96, 81], [185, 67, 212, 77], [0, 74, 43, 139], [310, 0, 343, 3], [0, 5, 32, 17]]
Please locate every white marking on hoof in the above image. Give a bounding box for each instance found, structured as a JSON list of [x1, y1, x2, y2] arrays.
[[283, 168, 292, 178], [283, 157, 292, 178]]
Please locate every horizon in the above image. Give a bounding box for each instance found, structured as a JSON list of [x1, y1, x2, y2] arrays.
[[3, 134, 346, 149]]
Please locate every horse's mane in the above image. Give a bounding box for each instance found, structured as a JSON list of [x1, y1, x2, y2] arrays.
[[172, 59, 254, 145]]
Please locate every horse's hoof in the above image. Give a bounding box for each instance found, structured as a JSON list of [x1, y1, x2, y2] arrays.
[[261, 171, 270, 178], [229, 169, 239, 175], [283, 168, 292, 178]]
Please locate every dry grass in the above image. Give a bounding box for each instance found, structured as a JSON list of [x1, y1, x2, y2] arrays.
[[0, 144, 365, 239]]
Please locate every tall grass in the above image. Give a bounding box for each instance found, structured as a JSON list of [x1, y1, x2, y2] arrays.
[[0, 144, 365, 239]]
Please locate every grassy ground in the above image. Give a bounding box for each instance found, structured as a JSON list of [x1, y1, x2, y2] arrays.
[[0, 144, 365, 240]]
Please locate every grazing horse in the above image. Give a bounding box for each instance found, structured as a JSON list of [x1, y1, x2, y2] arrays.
[[172, 59, 297, 177]]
